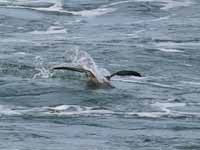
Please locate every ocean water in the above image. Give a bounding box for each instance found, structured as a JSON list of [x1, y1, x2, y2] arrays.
[[0, 0, 200, 149]]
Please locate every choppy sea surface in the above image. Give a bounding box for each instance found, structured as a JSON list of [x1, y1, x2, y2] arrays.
[[0, 0, 200, 149]]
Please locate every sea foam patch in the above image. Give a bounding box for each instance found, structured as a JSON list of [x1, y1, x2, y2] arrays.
[[0, 104, 114, 117], [29, 25, 67, 35], [160, 0, 193, 10], [0, 102, 199, 119], [158, 48, 184, 53]]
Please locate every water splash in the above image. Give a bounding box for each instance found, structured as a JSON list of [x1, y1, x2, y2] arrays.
[[64, 48, 110, 83], [33, 56, 53, 79]]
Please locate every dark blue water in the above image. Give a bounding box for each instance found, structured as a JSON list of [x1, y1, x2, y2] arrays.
[[0, 0, 200, 149]]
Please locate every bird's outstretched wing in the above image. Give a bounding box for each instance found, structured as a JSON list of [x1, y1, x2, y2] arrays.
[[106, 70, 142, 80], [52, 64, 96, 78], [53, 64, 142, 81], [53, 66, 86, 73]]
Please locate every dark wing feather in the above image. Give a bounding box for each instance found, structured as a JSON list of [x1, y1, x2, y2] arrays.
[[106, 70, 142, 80], [53, 65, 96, 78], [53, 66, 86, 73]]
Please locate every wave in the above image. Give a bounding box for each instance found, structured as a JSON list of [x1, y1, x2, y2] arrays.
[[132, 16, 170, 25], [104, 0, 131, 7], [32, 4, 116, 17], [180, 81, 200, 88], [0, 0, 194, 18], [0, 104, 114, 117], [111, 76, 177, 89], [0, 101, 199, 119], [103, 0, 193, 11], [154, 41, 200, 51], [160, 0, 193, 10], [134, 0, 193, 10], [158, 48, 184, 53], [126, 102, 199, 118], [29, 25, 67, 35], [0, 0, 116, 17], [152, 102, 186, 113], [69, 8, 116, 17]]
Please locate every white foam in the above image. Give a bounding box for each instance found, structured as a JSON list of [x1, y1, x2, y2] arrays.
[[0, 104, 164, 118], [135, 0, 193, 10], [130, 16, 170, 26], [70, 8, 116, 17], [112, 76, 145, 81], [111, 76, 174, 89], [124, 110, 200, 118], [45, 105, 114, 116], [13, 52, 29, 56], [0, 103, 199, 119], [152, 102, 186, 108], [134, 0, 155, 2], [158, 48, 184, 53], [0, 0, 10, 3], [0, 105, 22, 116], [30, 25, 67, 35], [33, 56, 53, 79], [160, 0, 193, 10], [0, 104, 113, 117], [150, 16, 170, 22], [32, 0, 65, 12], [105, 0, 131, 7], [34, 0, 116, 17], [126, 102, 187, 118], [155, 41, 200, 48], [180, 81, 200, 86], [154, 41, 200, 53], [149, 82, 174, 88], [126, 112, 166, 118], [0, 0, 116, 17], [152, 102, 186, 113], [49, 105, 71, 111]]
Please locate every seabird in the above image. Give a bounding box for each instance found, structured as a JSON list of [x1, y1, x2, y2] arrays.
[[53, 64, 142, 88]]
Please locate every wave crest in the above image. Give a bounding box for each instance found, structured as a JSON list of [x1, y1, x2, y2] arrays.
[[0, 102, 199, 119]]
